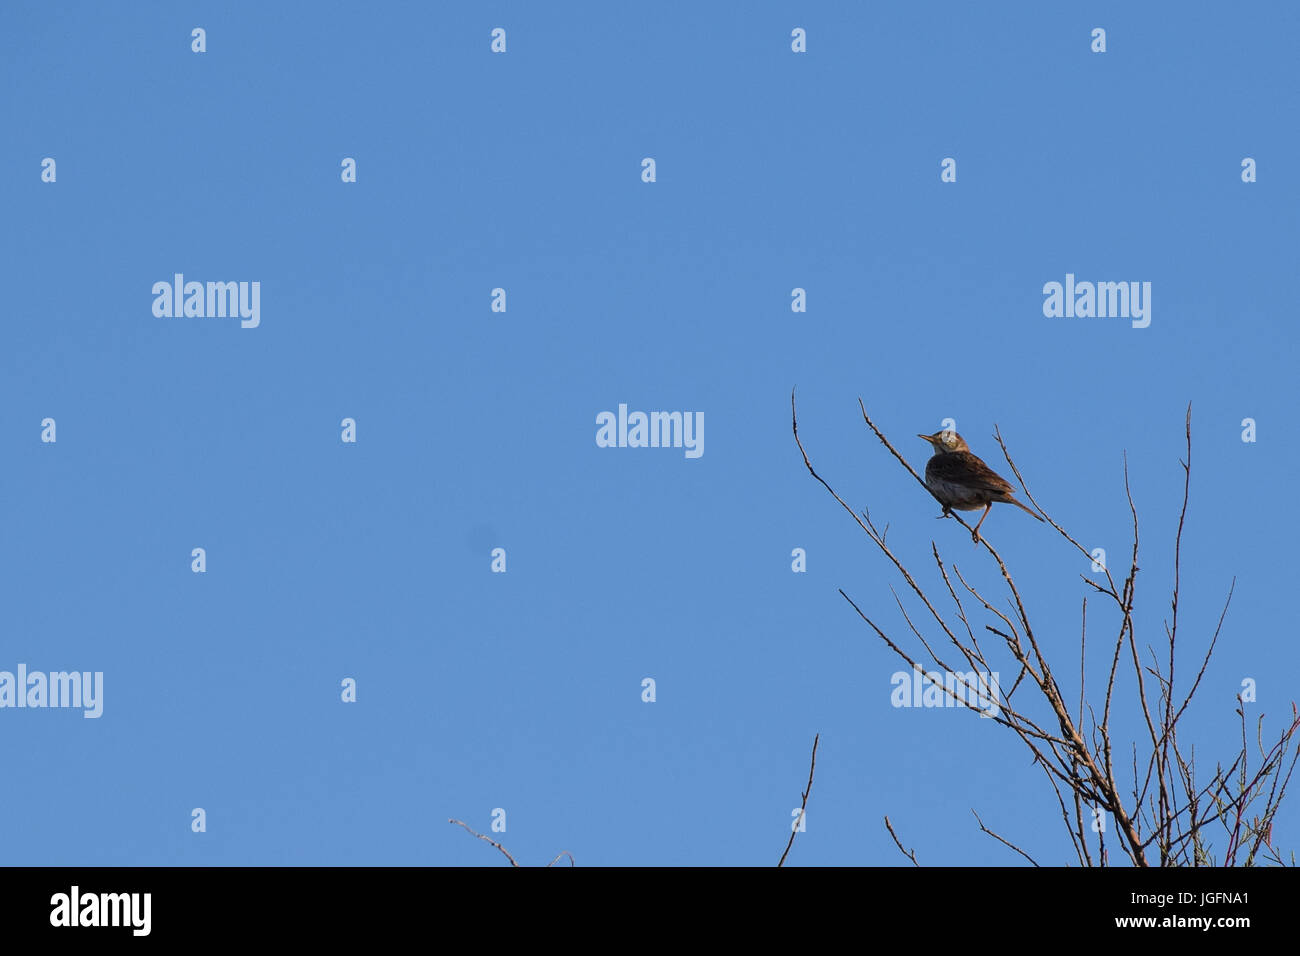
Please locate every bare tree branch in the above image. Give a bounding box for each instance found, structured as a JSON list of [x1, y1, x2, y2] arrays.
[[792, 391, 1296, 867]]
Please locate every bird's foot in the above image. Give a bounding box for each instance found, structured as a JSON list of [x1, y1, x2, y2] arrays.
[[970, 529, 982, 545]]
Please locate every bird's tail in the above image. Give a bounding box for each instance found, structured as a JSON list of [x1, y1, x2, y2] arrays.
[[1006, 495, 1045, 521]]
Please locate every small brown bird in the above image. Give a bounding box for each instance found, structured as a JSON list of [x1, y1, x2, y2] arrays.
[[918, 430, 1043, 542]]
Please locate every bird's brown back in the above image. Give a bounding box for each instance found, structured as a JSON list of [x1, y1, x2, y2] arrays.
[[925, 450, 1017, 496]]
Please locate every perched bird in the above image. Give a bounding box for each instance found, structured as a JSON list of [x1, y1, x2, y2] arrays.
[[918, 430, 1043, 542]]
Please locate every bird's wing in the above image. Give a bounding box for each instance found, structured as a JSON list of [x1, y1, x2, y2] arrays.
[[929, 451, 1018, 496]]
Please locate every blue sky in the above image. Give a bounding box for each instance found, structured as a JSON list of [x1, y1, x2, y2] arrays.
[[1, 2, 1296, 866]]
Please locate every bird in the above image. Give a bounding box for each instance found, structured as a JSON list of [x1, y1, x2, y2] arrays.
[[917, 430, 1043, 542]]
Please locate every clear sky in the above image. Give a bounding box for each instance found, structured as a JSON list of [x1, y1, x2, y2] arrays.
[[2, 2, 1296, 866]]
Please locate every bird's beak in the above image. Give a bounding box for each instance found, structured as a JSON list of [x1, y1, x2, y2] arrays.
[[917, 434, 932, 443]]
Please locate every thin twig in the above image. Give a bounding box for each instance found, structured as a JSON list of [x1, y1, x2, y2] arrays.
[[449, 818, 521, 867], [778, 733, 820, 866], [884, 816, 919, 866], [972, 809, 1040, 866]]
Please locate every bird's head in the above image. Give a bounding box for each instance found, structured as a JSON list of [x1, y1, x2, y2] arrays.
[[918, 430, 969, 453]]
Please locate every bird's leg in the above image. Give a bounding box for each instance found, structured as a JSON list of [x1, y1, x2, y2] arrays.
[[971, 503, 992, 543]]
